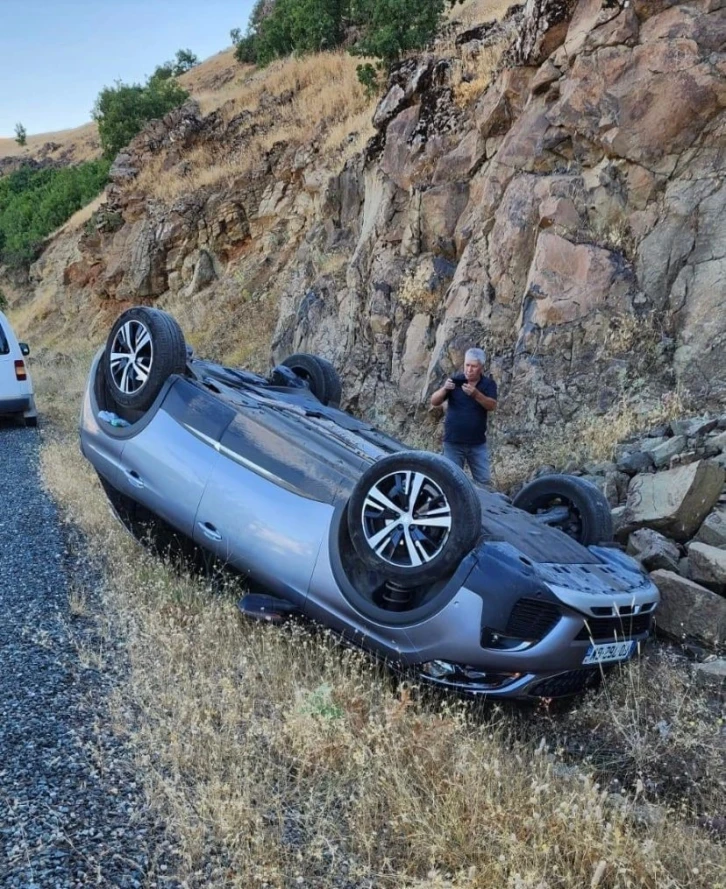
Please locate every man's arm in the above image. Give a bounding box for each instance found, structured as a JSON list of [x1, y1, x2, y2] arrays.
[[462, 377, 497, 411], [473, 389, 497, 411], [430, 379, 455, 407]]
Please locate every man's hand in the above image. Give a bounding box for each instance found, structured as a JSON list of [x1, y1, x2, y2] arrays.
[[431, 378, 455, 407], [462, 383, 476, 397]]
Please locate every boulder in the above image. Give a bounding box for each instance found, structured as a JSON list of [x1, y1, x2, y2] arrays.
[[184, 248, 217, 296], [707, 429, 726, 452], [670, 416, 719, 437], [627, 528, 681, 572], [694, 509, 726, 548], [649, 434, 687, 468], [693, 659, 726, 693], [623, 460, 725, 541], [688, 542, 726, 592], [639, 436, 669, 454], [617, 450, 655, 475], [650, 570, 726, 648]]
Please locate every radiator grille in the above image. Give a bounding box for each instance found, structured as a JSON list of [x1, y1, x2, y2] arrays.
[[505, 598, 561, 640], [575, 613, 652, 641]]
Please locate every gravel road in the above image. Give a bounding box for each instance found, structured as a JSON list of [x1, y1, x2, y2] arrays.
[[0, 423, 179, 888]]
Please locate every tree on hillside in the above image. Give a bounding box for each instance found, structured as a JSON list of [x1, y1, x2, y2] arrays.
[[352, 0, 447, 66], [14, 122, 27, 147], [234, 0, 285, 64], [92, 75, 189, 160], [173, 48, 199, 75], [232, 0, 453, 73]]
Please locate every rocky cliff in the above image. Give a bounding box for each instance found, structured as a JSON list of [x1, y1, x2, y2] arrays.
[[12, 0, 726, 472]]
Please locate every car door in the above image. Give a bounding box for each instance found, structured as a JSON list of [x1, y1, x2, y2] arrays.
[[118, 377, 236, 539], [193, 404, 350, 606]]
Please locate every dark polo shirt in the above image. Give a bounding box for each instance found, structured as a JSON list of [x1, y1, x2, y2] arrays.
[[443, 375, 498, 446]]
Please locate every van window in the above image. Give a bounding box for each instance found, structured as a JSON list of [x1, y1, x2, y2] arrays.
[[0, 323, 9, 356]]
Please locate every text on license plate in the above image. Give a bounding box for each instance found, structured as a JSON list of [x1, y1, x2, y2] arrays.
[[582, 640, 636, 665]]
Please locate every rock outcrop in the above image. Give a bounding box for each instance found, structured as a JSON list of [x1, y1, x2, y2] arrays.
[[19, 0, 726, 453]]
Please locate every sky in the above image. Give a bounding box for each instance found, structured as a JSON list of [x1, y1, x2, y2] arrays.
[[0, 0, 256, 137]]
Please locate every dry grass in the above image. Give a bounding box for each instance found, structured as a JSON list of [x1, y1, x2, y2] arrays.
[[0, 121, 100, 163], [134, 51, 376, 203], [453, 42, 508, 107], [28, 341, 726, 889], [447, 0, 520, 27], [493, 391, 686, 490]]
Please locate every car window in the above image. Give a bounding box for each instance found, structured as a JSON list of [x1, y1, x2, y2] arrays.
[[0, 322, 9, 356]]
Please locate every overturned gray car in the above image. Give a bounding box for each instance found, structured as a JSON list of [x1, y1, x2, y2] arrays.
[[79, 307, 660, 699]]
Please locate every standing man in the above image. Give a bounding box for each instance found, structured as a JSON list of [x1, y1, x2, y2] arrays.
[[430, 348, 498, 487]]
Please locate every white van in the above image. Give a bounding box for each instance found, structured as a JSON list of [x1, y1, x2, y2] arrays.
[[0, 310, 38, 427]]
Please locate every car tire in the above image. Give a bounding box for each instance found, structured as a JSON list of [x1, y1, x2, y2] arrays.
[[103, 307, 187, 412], [347, 451, 482, 588], [280, 353, 342, 407], [512, 474, 614, 546], [24, 415, 38, 428]]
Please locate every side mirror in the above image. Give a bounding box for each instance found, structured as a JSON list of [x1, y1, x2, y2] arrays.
[[19, 343, 29, 357]]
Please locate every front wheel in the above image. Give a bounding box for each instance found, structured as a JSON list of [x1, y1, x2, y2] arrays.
[[512, 474, 613, 546], [103, 307, 187, 412], [347, 451, 482, 588]]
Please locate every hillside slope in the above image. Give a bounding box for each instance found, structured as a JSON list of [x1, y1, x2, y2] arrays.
[[8, 0, 726, 473], [0, 48, 242, 170]]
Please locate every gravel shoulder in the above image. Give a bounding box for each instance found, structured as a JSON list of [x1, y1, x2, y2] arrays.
[[0, 423, 179, 889]]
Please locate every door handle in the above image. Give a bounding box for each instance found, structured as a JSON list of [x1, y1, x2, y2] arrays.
[[199, 521, 222, 542], [124, 469, 144, 489]]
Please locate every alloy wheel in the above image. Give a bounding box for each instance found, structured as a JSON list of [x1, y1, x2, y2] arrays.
[[360, 470, 452, 568], [109, 319, 153, 395]]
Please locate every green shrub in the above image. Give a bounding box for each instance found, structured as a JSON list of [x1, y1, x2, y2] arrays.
[[14, 123, 27, 147], [92, 71, 189, 160], [356, 62, 381, 97], [352, 0, 447, 66], [172, 48, 199, 75], [234, 33, 259, 63], [0, 159, 111, 268], [235, 0, 453, 73]]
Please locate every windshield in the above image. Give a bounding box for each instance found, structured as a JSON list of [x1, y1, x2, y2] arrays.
[[0, 322, 9, 356]]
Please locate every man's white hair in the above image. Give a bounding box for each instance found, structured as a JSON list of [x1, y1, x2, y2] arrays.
[[465, 347, 486, 365]]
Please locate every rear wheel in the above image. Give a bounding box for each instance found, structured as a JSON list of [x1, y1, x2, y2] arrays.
[[104, 307, 187, 412], [347, 451, 482, 588], [281, 353, 342, 406], [512, 474, 613, 546]]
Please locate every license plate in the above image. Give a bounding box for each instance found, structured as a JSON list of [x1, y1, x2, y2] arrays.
[[582, 640, 636, 665]]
